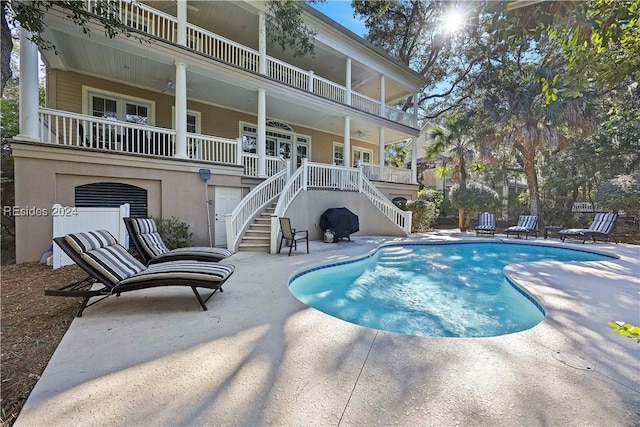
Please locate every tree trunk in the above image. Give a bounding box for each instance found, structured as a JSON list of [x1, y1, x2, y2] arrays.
[[522, 141, 544, 225], [458, 208, 466, 230], [1, 4, 14, 96]]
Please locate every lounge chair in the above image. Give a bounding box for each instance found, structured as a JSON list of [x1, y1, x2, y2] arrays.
[[559, 212, 618, 243], [505, 215, 538, 239], [278, 217, 309, 256], [45, 230, 234, 316], [124, 217, 232, 265], [475, 212, 496, 236]]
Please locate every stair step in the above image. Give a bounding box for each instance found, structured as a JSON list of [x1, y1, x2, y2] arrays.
[[238, 242, 270, 252]]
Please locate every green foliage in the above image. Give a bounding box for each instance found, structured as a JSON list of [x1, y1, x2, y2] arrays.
[[609, 321, 640, 343], [404, 199, 437, 232], [448, 182, 501, 215], [152, 216, 193, 250], [385, 141, 410, 167], [595, 173, 640, 214], [266, 0, 323, 57], [417, 187, 444, 212]]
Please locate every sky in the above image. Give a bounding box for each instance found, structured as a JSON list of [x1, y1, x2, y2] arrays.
[[311, 1, 367, 37]]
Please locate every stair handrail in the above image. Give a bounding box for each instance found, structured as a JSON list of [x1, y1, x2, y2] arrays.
[[270, 162, 306, 253], [225, 168, 287, 252], [359, 174, 412, 234]]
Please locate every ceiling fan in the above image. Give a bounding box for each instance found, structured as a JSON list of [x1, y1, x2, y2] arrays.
[[162, 1, 200, 14]]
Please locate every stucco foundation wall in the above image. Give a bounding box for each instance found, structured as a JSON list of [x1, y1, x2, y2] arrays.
[[283, 191, 406, 240], [12, 143, 246, 263]]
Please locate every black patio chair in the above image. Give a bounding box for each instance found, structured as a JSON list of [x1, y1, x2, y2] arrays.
[[278, 217, 309, 256]]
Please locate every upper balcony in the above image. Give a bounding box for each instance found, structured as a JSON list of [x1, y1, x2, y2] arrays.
[[72, 0, 421, 130]]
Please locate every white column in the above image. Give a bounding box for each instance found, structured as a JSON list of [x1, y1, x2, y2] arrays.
[[345, 57, 352, 106], [378, 127, 385, 180], [413, 91, 419, 127], [177, 0, 187, 46], [258, 11, 267, 75], [343, 115, 351, 168], [174, 61, 188, 159], [257, 88, 267, 178], [18, 28, 40, 141], [411, 137, 418, 184], [379, 75, 386, 117]]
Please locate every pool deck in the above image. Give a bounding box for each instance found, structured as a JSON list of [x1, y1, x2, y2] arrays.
[[15, 231, 640, 426]]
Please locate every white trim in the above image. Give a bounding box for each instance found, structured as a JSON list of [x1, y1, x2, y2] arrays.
[[333, 142, 372, 167], [82, 86, 156, 126]]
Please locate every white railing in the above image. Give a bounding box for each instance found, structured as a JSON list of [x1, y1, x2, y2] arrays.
[[385, 108, 416, 127], [241, 154, 287, 178], [187, 133, 239, 164], [267, 57, 310, 89], [351, 92, 381, 115], [270, 159, 411, 253], [312, 75, 346, 104], [225, 169, 287, 252], [572, 202, 600, 213], [359, 163, 413, 184]]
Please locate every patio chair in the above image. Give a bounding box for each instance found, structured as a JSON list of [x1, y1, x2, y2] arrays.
[[45, 230, 234, 317], [559, 212, 618, 244], [475, 212, 496, 236], [505, 215, 538, 239], [278, 217, 309, 256], [124, 217, 232, 265]]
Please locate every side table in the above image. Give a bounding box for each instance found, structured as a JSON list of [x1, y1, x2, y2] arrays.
[[544, 225, 564, 239]]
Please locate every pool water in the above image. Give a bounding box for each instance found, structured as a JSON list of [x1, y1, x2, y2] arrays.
[[288, 242, 613, 338]]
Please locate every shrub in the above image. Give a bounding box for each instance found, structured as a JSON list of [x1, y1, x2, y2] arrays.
[[153, 216, 193, 249], [448, 182, 502, 215], [405, 199, 437, 232], [595, 173, 640, 214], [417, 188, 444, 211]]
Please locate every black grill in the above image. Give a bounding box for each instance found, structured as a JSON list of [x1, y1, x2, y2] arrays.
[[319, 207, 359, 241]]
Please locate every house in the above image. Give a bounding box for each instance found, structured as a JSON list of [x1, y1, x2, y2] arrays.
[[12, 1, 426, 263]]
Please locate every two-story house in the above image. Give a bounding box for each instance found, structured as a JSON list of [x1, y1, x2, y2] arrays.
[[12, 1, 426, 263]]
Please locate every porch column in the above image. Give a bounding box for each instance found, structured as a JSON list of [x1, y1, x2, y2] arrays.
[[379, 75, 386, 117], [378, 127, 385, 180], [411, 137, 418, 184], [257, 88, 267, 178], [174, 61, 188, 159], [413, 91, 419, 127], [258, 11, 267, 75], [345, 57, 351, 106], [343, 115, 351, 167], [176, 0, 187, 46], [18, 28, 40, 141]]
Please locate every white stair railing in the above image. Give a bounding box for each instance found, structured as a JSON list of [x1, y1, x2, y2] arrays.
[[270, 160, 411, 253], [225, 168, 287, 252]]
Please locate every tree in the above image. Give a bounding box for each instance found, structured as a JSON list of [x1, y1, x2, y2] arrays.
[[1, 0, 323, 96], [384, 141, 410, 168], [448, 181, 501, 229], [595, 173, 640, 215], [424, 112, 476, 228], [353, 0, 485, 119]]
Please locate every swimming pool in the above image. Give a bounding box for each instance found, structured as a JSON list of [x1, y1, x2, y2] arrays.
[[288, 242, 614, 338]]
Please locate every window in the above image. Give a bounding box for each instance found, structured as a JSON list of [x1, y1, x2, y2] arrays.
[[353, 147, 373, 166], [85, 88, 154, 125], [333, 143, 344, 166]]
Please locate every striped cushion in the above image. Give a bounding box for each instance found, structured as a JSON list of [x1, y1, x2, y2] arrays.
[[517, 215, 538, 230], [130, 218, 170, 257], [120, 262, 235, 285], [476, 213, 495, 230], [161, 247, 233, 261], [80, 244, 146, 285], [65, 230, 118, 253]]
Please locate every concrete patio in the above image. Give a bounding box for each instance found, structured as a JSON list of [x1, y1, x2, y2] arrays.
[[15, 231, 640, 426]]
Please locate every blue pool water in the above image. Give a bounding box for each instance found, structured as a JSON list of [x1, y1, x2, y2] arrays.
[[289, 242, 613, 338]]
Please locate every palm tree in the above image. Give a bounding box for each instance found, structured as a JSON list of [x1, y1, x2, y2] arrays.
[[425, 112, 476, 229], [482, 67, 591, 224]]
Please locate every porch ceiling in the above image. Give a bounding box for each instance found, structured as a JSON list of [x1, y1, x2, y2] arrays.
[[41, 26, 412, 147]]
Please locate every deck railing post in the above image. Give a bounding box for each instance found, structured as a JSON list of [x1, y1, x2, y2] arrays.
[[302, 158, 308, 191]]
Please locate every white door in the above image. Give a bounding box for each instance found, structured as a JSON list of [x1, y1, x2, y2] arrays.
[[214, 187, 242, 247]]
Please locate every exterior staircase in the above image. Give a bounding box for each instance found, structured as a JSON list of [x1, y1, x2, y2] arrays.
[[237, 202, 277, 252]]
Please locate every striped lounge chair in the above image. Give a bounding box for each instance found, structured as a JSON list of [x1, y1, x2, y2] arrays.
[[559, 213, 618, 244], [505, 215, 538, 239], [475, 212, 496, 236], [124, 217, 232, 265], [46, 230, 234, 316]]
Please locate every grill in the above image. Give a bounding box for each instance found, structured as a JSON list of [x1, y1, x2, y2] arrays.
[[319, 207, 359, 241]]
